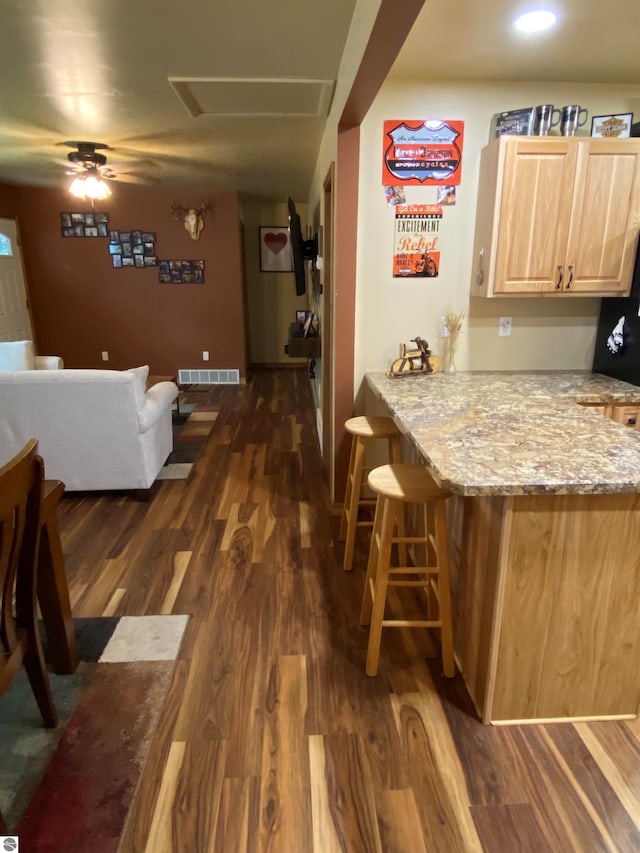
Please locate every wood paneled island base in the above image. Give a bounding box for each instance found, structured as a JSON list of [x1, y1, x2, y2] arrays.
[[366, 370, 640, 724], [450, 491, 640, 724]]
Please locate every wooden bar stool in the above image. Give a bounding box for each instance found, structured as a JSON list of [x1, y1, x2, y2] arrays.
[[359, 463, 455, 678], [340, 416, 404, 572]]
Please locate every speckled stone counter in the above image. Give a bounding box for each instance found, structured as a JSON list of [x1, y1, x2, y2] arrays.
[[366, 370, 640, 496], [366, 370, 640, 724]]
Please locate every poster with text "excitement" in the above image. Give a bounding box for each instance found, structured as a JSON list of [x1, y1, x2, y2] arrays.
[[393, 204, 442, 279], [383, 120, 464, 186]]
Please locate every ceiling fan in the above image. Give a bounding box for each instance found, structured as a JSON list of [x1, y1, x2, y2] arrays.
[[63, 140, 112, 178], [61, 140, 157, 189]]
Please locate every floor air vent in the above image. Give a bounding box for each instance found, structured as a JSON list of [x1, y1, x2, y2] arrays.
[[178, 369, 240, 385]]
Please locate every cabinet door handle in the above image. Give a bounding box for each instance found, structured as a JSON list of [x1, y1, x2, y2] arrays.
[[565, 264, 574, 289], [555, 265, 564, 289], [627, 416, 637, 426]]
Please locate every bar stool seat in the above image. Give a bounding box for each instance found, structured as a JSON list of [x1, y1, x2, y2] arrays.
[[359, 463, 455, 678], [340, 416, 403, 572]]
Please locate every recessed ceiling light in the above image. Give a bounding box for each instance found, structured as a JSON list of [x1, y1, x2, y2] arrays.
[[514, 10, 557, 32]]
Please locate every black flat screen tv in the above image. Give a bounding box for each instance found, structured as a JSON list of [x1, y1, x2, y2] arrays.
[[287, 197, 317, 297]]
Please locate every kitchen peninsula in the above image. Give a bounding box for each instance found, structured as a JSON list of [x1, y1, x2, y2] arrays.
[[366, 371, 640, 724]]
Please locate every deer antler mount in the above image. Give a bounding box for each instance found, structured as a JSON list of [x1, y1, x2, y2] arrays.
[[171, 199, 213, 240]]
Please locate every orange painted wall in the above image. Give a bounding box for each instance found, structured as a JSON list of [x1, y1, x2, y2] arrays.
[[0, 183, 246, 376]]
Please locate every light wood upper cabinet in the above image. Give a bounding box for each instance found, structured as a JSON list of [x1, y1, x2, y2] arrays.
[[471, 136, 640, 297]]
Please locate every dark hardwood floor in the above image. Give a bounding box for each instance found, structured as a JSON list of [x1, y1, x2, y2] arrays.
[[55, 367, 640, 852]]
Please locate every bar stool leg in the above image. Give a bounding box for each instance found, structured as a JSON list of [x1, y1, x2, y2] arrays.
[[434, 500, 455, 677], [388, 434, 407, 567], [339, 434, 358, 541], [388, 433, 403, 465], [364, 496, 396, 677], [359, 493, 382, 626], [341, 436, 365, 572]]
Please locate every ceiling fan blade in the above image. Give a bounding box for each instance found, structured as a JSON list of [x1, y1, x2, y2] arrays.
[[111, 172, 161, 185]]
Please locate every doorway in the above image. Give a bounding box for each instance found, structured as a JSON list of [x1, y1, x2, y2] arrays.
[[0, 218, 33, 341], [322, 165, 335, 503]]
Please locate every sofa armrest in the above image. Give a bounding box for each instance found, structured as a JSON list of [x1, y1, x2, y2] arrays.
[[137, 381, 179, 433], [35, 355, 64, 370]]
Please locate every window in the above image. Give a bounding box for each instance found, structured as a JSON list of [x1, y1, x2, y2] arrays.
[[0, 233, 12, 256]]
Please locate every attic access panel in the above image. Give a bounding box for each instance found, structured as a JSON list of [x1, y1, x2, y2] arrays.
[[169, 77, 335, 118]]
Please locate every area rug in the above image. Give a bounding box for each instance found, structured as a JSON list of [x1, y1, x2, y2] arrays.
[[0, 614, 188, 850], [157, 396, 219, 481]]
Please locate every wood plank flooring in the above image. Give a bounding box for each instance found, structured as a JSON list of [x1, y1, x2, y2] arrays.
[[54, 367, 640, 852]]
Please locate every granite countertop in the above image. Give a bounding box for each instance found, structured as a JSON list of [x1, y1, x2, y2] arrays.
[[366, 370, 640, 496]]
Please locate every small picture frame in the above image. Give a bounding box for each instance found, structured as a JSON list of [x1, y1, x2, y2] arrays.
[[591, 113, 633, 139], [296, 310, 307, 326], [61, 211, 109, 237], [437, 185, 457, 206], [259, 226, 292, 272], [491, 107, 535, 139], [159, 259, 205, 284], [303, 311, 314, 338]]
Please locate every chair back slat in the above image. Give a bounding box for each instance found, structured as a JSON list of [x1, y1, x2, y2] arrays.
[[0, 439, 41, 662]]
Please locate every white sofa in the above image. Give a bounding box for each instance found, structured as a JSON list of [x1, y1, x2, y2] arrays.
[[0, 365, 179, 491], [0, 339, 63, 371]]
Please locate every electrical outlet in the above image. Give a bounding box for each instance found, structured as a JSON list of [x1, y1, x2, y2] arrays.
[[101, 351, 109, 361], [498, 317, 512, 337], [202, 351, 209, 361]]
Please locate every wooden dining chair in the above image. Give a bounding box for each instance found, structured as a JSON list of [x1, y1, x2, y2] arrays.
[[0, 438, 58, 833]]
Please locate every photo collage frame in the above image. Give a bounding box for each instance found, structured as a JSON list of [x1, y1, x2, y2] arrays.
[[61, 211, 109, 238], [108, 230, 157, 269], [60, 212, 207, 285], [159, 260, 205, 284]]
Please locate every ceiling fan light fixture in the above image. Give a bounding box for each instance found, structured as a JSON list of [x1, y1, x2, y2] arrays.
[[69, 173, 112, 200]]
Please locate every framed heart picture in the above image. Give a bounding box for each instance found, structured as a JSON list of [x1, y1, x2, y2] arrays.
[[259, 226, 292, 272]]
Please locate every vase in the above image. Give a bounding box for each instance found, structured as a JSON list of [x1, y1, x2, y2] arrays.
[[443, 334, 458, 375]]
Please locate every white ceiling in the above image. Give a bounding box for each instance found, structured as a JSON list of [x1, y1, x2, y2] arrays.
[[391, 0, 640, 86], [0, 0, 358, 199], [1, 0, 639, 200]]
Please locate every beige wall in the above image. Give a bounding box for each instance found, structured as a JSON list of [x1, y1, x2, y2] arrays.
[[242, 199, 308, 364], [355, 80, 640, 398]]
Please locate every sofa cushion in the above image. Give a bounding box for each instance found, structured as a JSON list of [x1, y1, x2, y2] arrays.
[[125, 364, 149, 409], [0, 340, 35, 370]]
